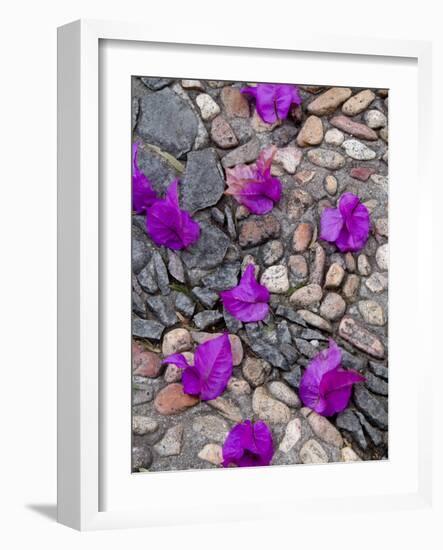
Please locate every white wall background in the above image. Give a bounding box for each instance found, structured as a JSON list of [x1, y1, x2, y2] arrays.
[[0, 1, 441, 547]]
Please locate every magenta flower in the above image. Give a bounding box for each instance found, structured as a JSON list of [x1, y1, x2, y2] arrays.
[[162, 333, 233, 401], [241, 83, 302, 124], [132, 142, 158, 213], [225, 146, 282, 215], [145, 179, 200, 250], [299, 339, 365, 416], [220, 264, 270, 322], [222, 420, 274, 467], [320, 192, 370, 253]]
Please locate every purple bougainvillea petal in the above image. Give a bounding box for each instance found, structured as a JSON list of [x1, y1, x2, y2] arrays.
[[319, 368, 366, 416], [275, 85, 302, 120], [161, 353, 190, 370], [222, 420, 274, 467], [241, 83, 301, 124], [220, 264, 270, 322], [320, 192, 370, 253], [193, 333, 233, 401], [320, 207, 344, 242], [181, 367, 202, 396], [145, 180, 200, 250], [299, 339, 364, 416], [132, 142, 158, 213], [225, 147, 282, 215]]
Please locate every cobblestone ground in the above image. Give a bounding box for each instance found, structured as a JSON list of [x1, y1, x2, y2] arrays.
[[131, 77, 388, 472]]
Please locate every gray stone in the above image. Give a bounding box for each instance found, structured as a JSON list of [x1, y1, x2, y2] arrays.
[[306, 411, 343, 447], [137, 145, 181, 195], [132, 239, 151, 274], [136, 87, 198, 157], [242, 357, 272, 387], [140, 77, 173, 90], [275, 305, 308, 327], [137, 262, 158, 294], [154, 424, 184, 456], [364, 109, 387, 129], [369, 361, 388, 380], [152, 252, 170, 295], [353, 385, 388, 429], [342, 139, 376, 160], [290, 284, 323, 308], [191, 287, 219, 308], [336, 410, 367, 450], [174, 293, 195, 317], [192, 415, 229, 443], [358, 300, 386, 326], [365, 372, 389, 396], [132, 317, 164, 340], [223, 307, 243, 333], [357, 254, 371, 276], [146, 295, 177, 327], [132, 416, 159, 435], [279, 418, 302, 453], [211, 207, 225, 225], [297, 310, 332, 332], [193, 310, 223, 329], [195, 93, 220, 121], [283, 366, 302, 389], [341, 349, 367, 372], [294, 338, 320, 359], [267, 381, 301, 408], [181, 221, 230, 269], [261, 240, 284, 266], [132, 445, 153, 470], [320, 292, 346, 321], [355, 411, 384, 446], [376, 244, 389, 270], [260, 265, 290, 294], [221, 138, 260, 168], [325, 263, 345, 289], [181, 148, 225, 213], [249, 340, 289, 370], [307, 148, 345, 170], [276, 320, 292, 345], [300, 439, 329, 464], [224, 206, 237, 240], [252, 386, 291, 423], [201, 263, 241, 291], [167, 250, 186, 283]]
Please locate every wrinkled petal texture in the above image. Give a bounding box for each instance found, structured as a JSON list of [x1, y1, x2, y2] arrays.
[[132, 142, 158, 213], [241, 84, 301, 124], [222, 420, 274, 467], [299, 339, 365, 416], [320, 192, 370, 253], [220, 264, 270, 322], [193, 333, 233, 400], [225, 147, 282, 215], [145, 180, 200, 250], [162, 334, 232, 400]]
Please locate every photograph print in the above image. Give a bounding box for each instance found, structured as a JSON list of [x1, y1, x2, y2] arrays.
[[131, 76, 388, 472]]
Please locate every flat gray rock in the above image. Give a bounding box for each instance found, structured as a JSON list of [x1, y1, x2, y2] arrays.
[[181, 148, 225, 213], [137, 146, 180, 194], [181, 221, 230, 270], [136, 87, 198, 158]]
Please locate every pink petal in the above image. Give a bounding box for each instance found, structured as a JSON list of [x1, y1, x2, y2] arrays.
[[319, 368, 366, 416], [132, 142, 158, 213], [255, 84, 279, 124], [182, 367, 202, 396], [222, 420, 274, 467], [275, 85, 300, 120]]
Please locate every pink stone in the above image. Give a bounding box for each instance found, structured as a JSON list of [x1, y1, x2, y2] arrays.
[[350, 167, 375, 181], [191, 332, 243, 366], [154, 383, 199, 415], [132, 341, 162, 378]]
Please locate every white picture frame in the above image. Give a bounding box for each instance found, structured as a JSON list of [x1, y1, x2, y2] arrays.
[[57, 19, 435, 532]]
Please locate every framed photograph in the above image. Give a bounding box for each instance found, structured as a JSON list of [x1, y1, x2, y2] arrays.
[[57, 19, 434, 531]]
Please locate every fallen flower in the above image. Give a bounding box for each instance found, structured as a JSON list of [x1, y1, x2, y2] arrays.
[[220, 264, 270, 322], [162, 333, 232, 401], [132, 142, 158, 213], [299, 339, 365, 416], [241, 83, 302, 124], [145, 179, 200, 250], [222, 420, 274, 467], [320, 192, 370, 253], [225, 146, 282, 215]]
